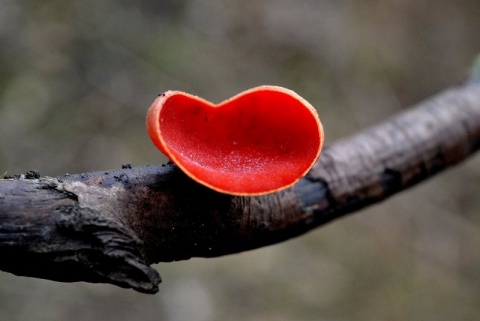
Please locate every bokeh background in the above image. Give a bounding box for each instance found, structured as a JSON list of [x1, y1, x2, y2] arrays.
[[1, 1, 480, 320]]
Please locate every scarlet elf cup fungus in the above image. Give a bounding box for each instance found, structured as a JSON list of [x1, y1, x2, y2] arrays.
[[146, 85, 324, 196]]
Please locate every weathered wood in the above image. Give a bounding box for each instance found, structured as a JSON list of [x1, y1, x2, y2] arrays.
[[0, 177, 161, 293], [0, 83, 479, 293]]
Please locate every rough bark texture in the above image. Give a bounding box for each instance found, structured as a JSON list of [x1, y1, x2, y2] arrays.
[[0, 83, 479, 294]]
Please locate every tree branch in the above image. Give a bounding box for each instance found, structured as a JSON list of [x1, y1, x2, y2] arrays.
[[1, 83, 479, 293]]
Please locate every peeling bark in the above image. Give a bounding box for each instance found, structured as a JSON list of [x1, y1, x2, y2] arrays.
[[0, 83, 479, 293]]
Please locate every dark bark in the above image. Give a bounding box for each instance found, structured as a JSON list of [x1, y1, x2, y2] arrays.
[[1, 83, 479, 294]]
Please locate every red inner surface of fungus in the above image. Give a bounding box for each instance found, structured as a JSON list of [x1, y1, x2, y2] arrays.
[[149, 88, 321, 195]]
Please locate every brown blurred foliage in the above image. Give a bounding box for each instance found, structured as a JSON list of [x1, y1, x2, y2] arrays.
[[1, 1, 480, 320]]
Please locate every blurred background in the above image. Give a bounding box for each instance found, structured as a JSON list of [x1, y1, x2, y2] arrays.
[[1, 1, 480, 320]]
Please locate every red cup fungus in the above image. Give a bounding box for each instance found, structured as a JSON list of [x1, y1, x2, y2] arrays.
[[146, 85, 324, 195]]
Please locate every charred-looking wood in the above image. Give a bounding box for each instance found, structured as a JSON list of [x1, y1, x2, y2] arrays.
[[0, 83, 480, 294]]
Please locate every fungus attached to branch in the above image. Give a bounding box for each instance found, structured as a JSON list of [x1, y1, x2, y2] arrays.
[[146, 86, 324, 195]]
